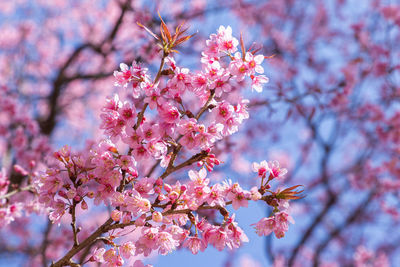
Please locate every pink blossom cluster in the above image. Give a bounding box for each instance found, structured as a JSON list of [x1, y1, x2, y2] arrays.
[[37, 144, 292, 266], [0, 86, 51, 227], [32, 25, 301, 267], [252, 206, 294, 239], [353, 245, 389, 267]]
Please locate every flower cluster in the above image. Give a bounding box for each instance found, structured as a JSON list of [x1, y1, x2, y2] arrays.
[[34, 23, 302, 267], [0, 86, 51, 227]]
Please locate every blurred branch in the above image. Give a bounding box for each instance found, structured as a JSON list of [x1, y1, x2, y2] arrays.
[[312, 190, 376, 267], [41, 219, 53, 267]]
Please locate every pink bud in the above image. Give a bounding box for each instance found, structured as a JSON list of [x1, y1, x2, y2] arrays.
[[58, 190, 68, 199], [155, 178, 163, 186], [152, 211, 163, 222], [111, 209, 122, 222], [169, 191, 179, 201], [164, 184, 172, 193], [29, 160, 36, 169], [81, 200, 88, 210], [13, 164, 28, 176], [122, 213, 132, 224]]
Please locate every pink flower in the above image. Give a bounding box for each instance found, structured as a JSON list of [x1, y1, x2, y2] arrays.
[[180, 132, 198, 150], [0, 168, 10, 196], [138, 122, 161, 142], [251, 75, 269, 92], [245, 52, 264, 74], [215, 101, 234, 123], [177, 118, 198, 135], [122, 126, 142, 147], [188, 168, 209, 186], [144, 89, 162, 109], [132, 260, 153, 267], [159, 103, 180, 124], [252, 160, 270, 178], [114, 63, 132, 88], [90, 247, 105, 263], [252, 217, 276, 237], [253, 212, 294, 239], [102, 94, 121, 112], [103, 248, 124, 266], [210, 74, 231, 97], [226, 183, 250, 210], [269, 160, 288, 180], [204, 226, 228, 251], [120, 241, 135, 259], [168, 67, 191, 93], [250, 186, 262, 201], [206, 184, 225, 207], [152, 211, 163, 223], [134, 177, 155, 198], [192, 73, 209, 94], [217, 26, 238, 54], [204, 61, 224, 80], [111, 209, 122, 222], [225, 215, 249, 248], [157, 231, 179, 255], [118, 102, 136, 128], [183, 236, 207, 254], [137, 227, 159, 256]]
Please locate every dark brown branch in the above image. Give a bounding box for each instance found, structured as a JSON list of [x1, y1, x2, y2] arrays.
[[50, 218, 114, 267]]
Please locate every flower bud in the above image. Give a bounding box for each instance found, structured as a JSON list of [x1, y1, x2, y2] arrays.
[[81, 200, 88, 210], [29, 160, 36, 169], [122, 213, 132, 224], [152, 211, 163, 222], [111, 209, 122, 222], [180, 185, 187, 193], [164, 184, 172, 193], [155, 178, 163, 186]]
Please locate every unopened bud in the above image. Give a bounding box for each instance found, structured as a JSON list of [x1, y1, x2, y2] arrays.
[[155, 178, 163, 186], [152, 211, 163, 223], [111, 209, 122, 222], [180, 185, 187, 193], [29, 160, 36, 169], [164, 184, 172, 193], [81, 200, 88, 210]]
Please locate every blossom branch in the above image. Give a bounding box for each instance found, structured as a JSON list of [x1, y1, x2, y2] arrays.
[[0, 184, 33, 200]]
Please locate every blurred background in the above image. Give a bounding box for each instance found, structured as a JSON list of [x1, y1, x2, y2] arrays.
[[0, 0, 399, 266]]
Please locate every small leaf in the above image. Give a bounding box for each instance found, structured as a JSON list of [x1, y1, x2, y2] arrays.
[[158, 12, 171, 43], [264, 54, 276, 59], [240, 32, 246, 61], [137, 22, 159, 41], [175, 31, 197, 46]]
